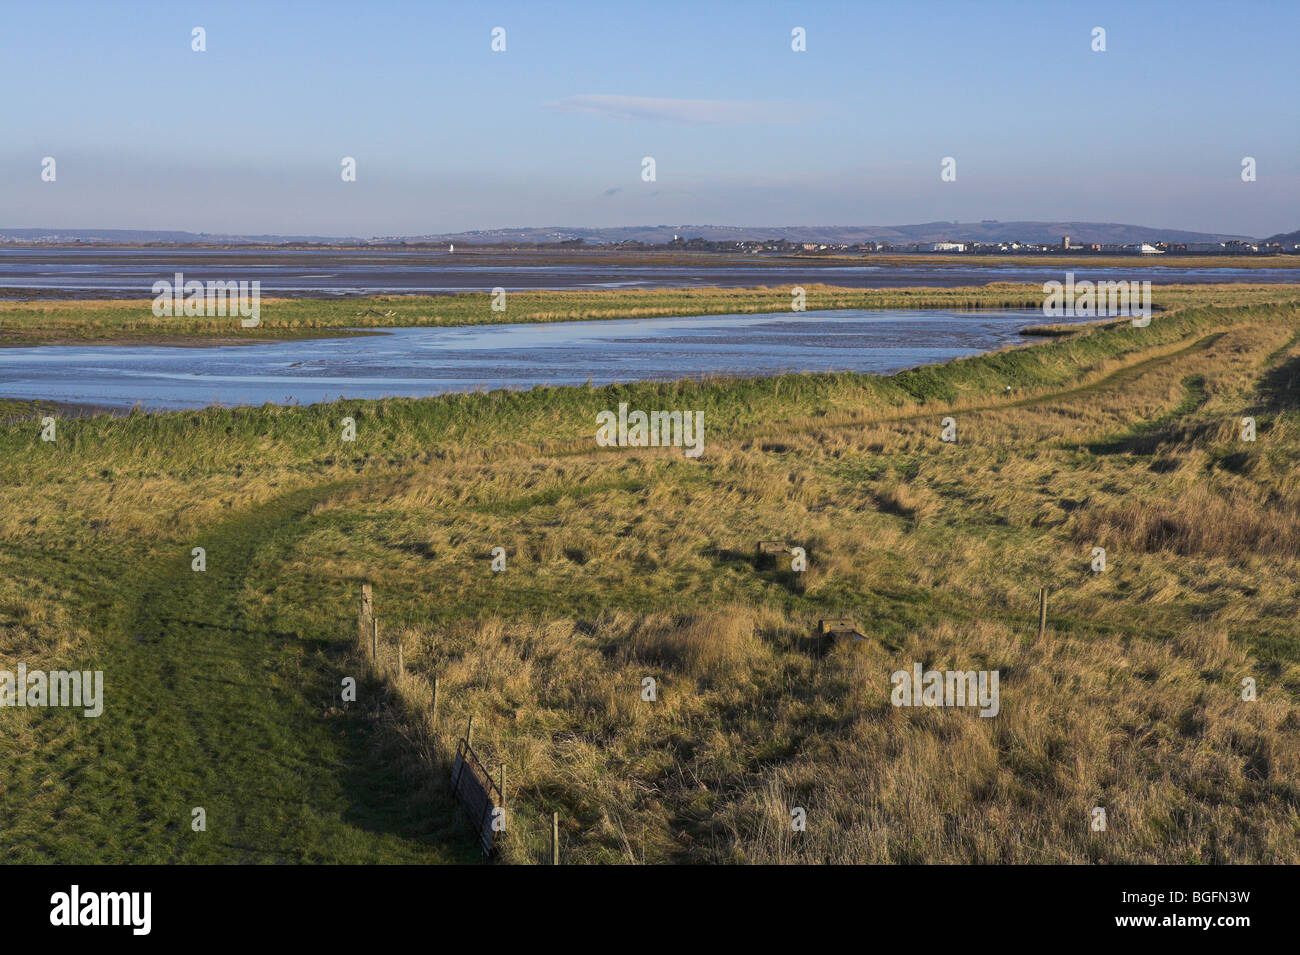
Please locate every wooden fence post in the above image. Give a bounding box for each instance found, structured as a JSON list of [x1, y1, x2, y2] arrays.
[[1037, 587, 1048, 640], [359, 583, 373, 644], [371, 616, 378, 663], [551, 812, 560, 865], [466, 715, 474, 749]]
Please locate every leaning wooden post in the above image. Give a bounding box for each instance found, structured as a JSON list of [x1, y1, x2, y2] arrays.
[[397, 640, 404, 678], [466, 715, 474, 749], [371, 616, 379, 663], [551, 812, 560, 865], [1037, 587, 1048, 641], [499, 764, 506, 806], [359, 583, 373, 645]]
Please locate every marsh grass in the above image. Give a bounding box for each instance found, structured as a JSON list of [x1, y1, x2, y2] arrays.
[[1, 294, 1298, 863], [3, 282, 1298, 343]]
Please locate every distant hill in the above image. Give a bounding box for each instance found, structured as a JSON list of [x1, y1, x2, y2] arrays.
[[416, 221, 1254, 246], [0, 228, 355, 244], [1263, 228, 1300, 246], [0, 221, 1258, 247]]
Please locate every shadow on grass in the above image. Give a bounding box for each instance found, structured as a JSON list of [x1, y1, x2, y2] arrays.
[[335, 679, 483, 863], [1080, 374, 1210, 455], [1258, 351, 1300, 412]]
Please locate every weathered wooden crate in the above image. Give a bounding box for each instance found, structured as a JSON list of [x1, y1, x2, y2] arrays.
[[450, 736, 503, 855]]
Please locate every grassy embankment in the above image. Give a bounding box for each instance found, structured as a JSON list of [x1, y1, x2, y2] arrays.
[[1, 292, 1298, 863]]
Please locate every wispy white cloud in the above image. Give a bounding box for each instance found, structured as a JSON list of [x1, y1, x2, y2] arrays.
[[544, 94, 809, 125]]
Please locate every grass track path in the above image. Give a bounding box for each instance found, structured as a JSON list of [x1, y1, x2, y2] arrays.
[[20, 481, 474, 863]]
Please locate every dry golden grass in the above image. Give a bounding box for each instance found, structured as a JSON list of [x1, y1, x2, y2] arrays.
[[278, 303, 1300, 863]]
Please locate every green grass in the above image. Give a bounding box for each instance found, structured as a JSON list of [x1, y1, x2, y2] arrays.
[[2, 480, 477, 863], [2, 294, 1299, 863]]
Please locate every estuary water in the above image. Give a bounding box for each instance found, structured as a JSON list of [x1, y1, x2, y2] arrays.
[[0, 308, 1096, 411], [0, 247, 1295, 296]]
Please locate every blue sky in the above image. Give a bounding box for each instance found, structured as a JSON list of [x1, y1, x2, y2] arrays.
[[3, 0, 1296, 236]]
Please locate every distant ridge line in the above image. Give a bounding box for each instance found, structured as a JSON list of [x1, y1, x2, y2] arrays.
[[0, 220, 1274, 246]]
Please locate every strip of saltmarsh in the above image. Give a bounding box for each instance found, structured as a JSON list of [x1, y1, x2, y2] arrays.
[[3, 282, 1300, 345]]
